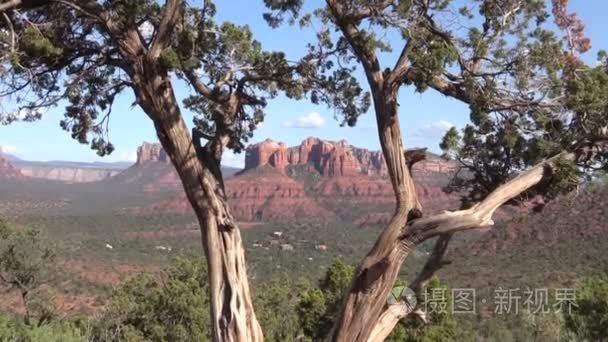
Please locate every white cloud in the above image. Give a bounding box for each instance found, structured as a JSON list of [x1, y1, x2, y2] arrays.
[[430, 120, 454, 131], [0, 144, 17, 154], [416, 120, 455, 139], [282, 112, 325, 129]]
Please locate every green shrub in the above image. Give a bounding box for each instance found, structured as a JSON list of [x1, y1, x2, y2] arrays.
[[0, 312, 84, 342], [91, 255, 211, 341], [563, 272, 608, 340]]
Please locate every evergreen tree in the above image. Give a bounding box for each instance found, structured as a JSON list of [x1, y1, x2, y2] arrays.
[[264, 0, 608, 339]]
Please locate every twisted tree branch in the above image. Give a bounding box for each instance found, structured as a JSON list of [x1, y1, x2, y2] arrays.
[[148, 0, 182, 60]]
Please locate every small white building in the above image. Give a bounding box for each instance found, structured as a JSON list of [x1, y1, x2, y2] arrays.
[[280, 244, 294, 251]]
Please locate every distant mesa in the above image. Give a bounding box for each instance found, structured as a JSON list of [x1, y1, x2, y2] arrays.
[[243, 137, 454, 177], [136, 142, 170, 165], [132, 137, 458, 222], [244, 137, 385, 177], [134, 137, 454, 177], [0, 146, 23, 178]]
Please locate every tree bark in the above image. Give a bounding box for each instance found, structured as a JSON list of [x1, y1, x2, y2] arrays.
[[361, 154, 566, 342], [330, 84, 565, 341], [331, 90, 421, 341], [128, 57, 263, 341]]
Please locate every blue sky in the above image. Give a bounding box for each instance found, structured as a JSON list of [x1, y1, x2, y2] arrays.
[[0, 0, 605, 167]]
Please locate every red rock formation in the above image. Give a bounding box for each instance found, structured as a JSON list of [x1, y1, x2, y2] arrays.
[[245, 139, 282, 169], [268, 142, 289, 169], [0, 147, 22, 178], [226, 168, 334, 221], [133, 138, 459, 223], [245, 137, 367, 177], [146, 167, 335, 221], [136, 142, 170, 165], [355, 150, 387, 176], [244, 137, 454, 178], [320, 142, 361, 177]]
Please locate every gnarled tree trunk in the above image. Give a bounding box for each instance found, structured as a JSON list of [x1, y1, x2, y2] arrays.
[[331, 89, 422, 341], [127, 54, 263, 341]]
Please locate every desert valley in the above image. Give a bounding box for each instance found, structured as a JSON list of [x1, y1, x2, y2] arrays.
[[1, 0, 607, 339], [1, 138, 607, 334]]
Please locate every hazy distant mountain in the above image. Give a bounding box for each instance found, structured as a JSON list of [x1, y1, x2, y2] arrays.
[[0, 152, 21, 162], [2, 138, 453, 221], [12, 159, 132, 170], [0, 150, 23, 178]]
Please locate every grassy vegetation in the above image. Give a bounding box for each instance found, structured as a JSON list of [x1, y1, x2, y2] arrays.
[[1, 174, 608, 340]]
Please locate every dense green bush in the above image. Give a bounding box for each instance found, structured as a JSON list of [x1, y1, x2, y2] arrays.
[[91, 255, 211, 341], [297, 259, 353, 340], [563, 272, 608, 340], [390, 278, 459, 342], [0, 218, 57, 326], [0, 313, 84, 342], [254, 276, 311, 341], [1, 247, 580, 341]]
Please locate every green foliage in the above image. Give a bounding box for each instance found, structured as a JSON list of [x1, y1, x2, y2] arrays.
[[173, 7, 327, 153], [296, 262, 460, 341], [523, 310, 565, 342], [91, 255, 211, 341], [318, 259, 354, 305], [545, 154, 579, 198], [254, 276, 310, 341], [298, 288, 328, 339], [389, 277, 457, 342], [0, 218, 57, 325], [297, 259, 353, 340], [439, 127, 460, 154], [158, 48, 181, 71], [563, 272, 608, 340], [0, 312, 85, 342], [402, 29, 459, 93], [1, 0, 341, 157], [0, 220, 57, 290], [20, 27, 63, 60], [442, 57, 608, 206]]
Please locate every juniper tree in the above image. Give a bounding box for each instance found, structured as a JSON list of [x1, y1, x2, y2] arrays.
[[2, 0, 607, 341], [264, 0, 608, 340], [0, 219, 56, 326], [0, 1, 367, 340]]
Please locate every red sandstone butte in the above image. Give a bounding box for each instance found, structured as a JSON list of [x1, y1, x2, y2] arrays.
[[133, 138, 458, 222], [136, 142, 170, 165]]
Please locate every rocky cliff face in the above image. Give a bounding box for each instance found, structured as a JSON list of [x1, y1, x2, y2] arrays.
[[0, 147, 22, 178], [18, 166, 119, 183], [244, 137, 454, 177], [245, 138, 371, 177], [137, 142, 170, 165], [147, 167, 336, 221], [138, 138, 458, 222]]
